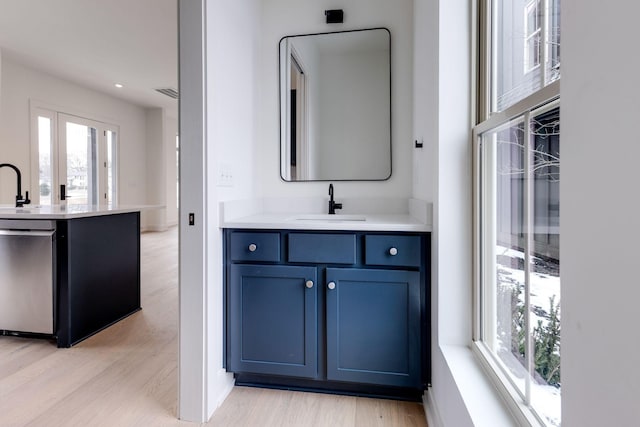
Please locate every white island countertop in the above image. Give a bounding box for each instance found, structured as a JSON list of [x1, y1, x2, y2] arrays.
[[0, 204, 156, 220]]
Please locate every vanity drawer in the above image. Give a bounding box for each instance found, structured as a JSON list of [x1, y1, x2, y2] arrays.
[[229, 232, 281, 262], [288, 233, 356, 264], [365, 235, 421, 268]]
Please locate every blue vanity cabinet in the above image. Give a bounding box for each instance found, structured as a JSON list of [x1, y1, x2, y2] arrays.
[[225, 229, 429, 398], [228, 264, 318, 378], [325, 268, 421, 388]]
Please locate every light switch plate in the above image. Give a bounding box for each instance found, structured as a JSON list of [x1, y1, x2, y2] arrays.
[[217, 162, 234, 187]]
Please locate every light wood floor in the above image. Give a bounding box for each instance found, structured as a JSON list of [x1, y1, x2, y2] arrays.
[[0, 227, 427, 427]]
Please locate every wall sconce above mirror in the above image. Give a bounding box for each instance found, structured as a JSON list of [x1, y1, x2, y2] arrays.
[[279, 28, 392, 182]]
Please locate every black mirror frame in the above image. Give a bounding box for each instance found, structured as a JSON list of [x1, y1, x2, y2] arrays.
[[278, 27, 392, 183]]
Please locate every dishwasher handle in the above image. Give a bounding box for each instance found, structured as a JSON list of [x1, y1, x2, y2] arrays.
[[0, 230, 55, 238]]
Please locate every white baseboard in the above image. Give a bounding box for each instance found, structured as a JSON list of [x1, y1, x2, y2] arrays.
[[208, 369, 235, 419], [141, 224, 178, 233], [141, 225, 168, 232], [424, 388, 444, 427]]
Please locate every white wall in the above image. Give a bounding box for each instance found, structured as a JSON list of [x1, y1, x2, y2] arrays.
[[562, 1, 640, 425], [143, 108, 178, 231], [412, 1, 437, 204], [165, 114, 178, 226], [430, 0, 475, 423], [144, 108, 165, 229], [0, 54, 148, 209], [258, 0, 413, 200], [208, 0, 258, 203], [205, 0, 260, 420], [205, 0, 261, 402]]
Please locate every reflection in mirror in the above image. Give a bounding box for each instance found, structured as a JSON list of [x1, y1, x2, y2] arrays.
[[280, 28, 391, 181]]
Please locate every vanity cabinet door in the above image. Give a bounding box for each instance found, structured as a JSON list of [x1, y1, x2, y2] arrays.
[[228, 264, 318, 379], [325, 268, 421, 388]]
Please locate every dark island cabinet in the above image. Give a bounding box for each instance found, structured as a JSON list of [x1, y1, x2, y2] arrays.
[[224, 229, 430, 399], [57, 212, 141, 347]]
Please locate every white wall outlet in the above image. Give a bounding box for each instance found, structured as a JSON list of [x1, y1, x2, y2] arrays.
[[217, 162, 234, 187]]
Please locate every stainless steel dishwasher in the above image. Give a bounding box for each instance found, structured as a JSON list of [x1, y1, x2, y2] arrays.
[[0, 219, 56, 335]]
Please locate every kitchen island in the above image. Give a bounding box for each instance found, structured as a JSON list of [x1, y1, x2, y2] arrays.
[[0, 205, 142, 347]]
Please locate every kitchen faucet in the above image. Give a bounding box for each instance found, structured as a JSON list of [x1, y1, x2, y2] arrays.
[[0, 163, 31, 207], [328, 183, 342, 214]]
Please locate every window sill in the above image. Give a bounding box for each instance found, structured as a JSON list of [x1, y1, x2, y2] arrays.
[[425, 344, 520, 427]]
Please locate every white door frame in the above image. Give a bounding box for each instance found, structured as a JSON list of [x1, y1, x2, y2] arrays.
[[178, 0, 208, 421]]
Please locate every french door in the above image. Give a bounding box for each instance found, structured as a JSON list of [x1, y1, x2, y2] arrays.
[[33, 109, 118, 207], [58, 114, 118, 206]]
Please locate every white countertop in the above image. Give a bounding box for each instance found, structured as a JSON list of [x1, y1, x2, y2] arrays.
[[221, 213, 432, 232], [219, 197, 433, 232], [0, 204, 155, 219]]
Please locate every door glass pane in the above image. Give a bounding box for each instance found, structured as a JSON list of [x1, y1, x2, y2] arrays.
[[65, 122, 98, 205], [106, 130, 117, 206], [38, 116, 53, 206]]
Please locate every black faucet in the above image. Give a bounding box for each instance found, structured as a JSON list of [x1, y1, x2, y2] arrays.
[[0, 163, 31, 207], [328, 183, 342, 214]]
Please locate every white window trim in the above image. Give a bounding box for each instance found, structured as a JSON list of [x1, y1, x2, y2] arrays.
[[474, 80, 559, 136]]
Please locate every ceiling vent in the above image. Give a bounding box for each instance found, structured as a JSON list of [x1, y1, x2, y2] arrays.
[[155, 87, 179, 99]]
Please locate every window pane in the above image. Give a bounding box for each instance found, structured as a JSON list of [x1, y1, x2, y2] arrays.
[[530, 106, 560, 427], [526, 33, 541, 71], [481, 116, 528, 397], [481, 107, 561, 426], [38, 117, 52, 206], [492, 0, 561, 112], [525, 0, 540, 37]]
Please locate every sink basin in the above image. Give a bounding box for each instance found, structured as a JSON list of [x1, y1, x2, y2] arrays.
[[289, 214, 367, 222]]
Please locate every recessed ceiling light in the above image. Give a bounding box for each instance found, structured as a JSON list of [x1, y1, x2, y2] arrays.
[[114, 83, 123, 88]]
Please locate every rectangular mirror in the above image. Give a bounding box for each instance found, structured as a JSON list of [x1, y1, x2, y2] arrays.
[[279, 28, 391, 181]]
